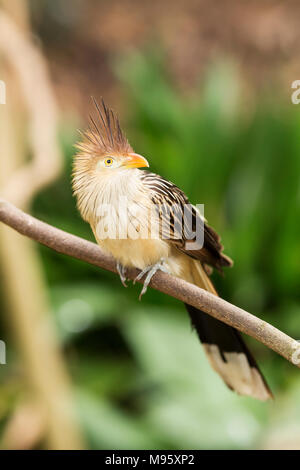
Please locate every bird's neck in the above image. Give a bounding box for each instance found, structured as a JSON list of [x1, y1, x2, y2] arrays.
[[74, 168, 144, 223]]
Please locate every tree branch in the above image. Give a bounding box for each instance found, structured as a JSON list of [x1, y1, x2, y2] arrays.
[[0, 196, 299, 368]]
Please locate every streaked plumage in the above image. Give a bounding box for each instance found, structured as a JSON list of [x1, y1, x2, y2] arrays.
[[72, 99, 272, 401]]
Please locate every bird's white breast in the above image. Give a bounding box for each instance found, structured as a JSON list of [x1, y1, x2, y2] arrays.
[[85, 169, 170, 269]]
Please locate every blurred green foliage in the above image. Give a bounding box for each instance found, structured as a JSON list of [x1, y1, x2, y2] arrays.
[[1, 51, 300, 449]]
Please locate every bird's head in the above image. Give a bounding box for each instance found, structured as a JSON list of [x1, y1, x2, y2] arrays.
[[73, 98, 149, 180], [72, 98, 149, 220]]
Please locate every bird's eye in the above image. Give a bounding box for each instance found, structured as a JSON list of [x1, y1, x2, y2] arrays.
[[104, 157, 114, 167]]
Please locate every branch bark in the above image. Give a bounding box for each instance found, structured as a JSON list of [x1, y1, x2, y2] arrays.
[[0, 197, 299, 368]]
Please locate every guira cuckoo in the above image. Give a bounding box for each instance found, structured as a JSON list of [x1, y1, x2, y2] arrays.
[[72, 99, 272, 400]]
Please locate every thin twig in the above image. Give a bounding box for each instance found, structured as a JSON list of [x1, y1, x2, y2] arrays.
[[0, 197, 299, 368]]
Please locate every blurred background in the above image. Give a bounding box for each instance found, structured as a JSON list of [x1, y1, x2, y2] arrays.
[[0, 0, 300, 450]]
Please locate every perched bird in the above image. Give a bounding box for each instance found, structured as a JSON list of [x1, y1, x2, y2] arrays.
[[72, 99, 272, 400]]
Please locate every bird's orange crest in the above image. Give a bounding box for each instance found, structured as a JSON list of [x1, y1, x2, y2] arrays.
[[76, 98, 133, 157]]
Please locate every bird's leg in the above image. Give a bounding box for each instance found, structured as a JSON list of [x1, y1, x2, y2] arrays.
[[134, 258, 170, 300], [116, 261, 128, 287]]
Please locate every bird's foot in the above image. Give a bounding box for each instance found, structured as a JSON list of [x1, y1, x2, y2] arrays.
[[116, 261, 128, 287], [134, 258, 169, 300]]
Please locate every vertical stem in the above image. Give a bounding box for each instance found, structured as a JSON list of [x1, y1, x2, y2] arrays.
[[0, 7, 83, 449]]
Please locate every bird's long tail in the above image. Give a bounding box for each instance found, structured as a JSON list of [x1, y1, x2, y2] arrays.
[[182, 259, 272, 400]]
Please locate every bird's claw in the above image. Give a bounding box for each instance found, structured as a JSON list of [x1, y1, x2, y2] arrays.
[[134, 258, 169, 300], [116, 261, 128, 287]]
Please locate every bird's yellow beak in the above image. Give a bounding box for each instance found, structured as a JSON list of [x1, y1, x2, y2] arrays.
[[123, 153, 149, 169]]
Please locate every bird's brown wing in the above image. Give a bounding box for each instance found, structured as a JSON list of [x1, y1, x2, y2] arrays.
[[140, 171, 232, 272]]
